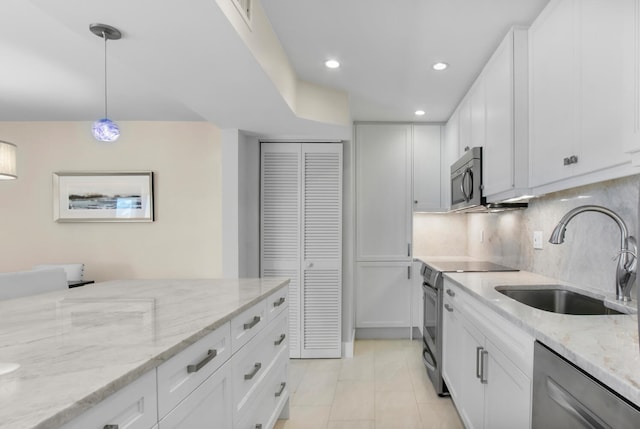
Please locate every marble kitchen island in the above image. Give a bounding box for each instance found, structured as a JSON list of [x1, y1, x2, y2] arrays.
[[0, 277, 290, 429]]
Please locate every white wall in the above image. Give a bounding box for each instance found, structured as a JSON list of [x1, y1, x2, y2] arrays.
[[0, 121, 222, 281]]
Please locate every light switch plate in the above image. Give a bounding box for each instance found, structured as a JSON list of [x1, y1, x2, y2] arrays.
[[533, 231, 543, 249]]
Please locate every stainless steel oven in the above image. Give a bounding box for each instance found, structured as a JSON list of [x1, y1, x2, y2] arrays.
[[420, 259, 519, 397]]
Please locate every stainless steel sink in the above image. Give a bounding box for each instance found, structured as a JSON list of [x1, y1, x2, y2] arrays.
[[495, 286, 625, 315]]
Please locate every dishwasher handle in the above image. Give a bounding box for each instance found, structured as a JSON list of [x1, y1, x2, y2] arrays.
[[546, 377, 610, 429]]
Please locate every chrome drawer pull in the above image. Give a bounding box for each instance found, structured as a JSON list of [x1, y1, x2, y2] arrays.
[[273, 297, 286, 307], [480, 350, 489, 384], [476, 346, 483, 379], [446, 289, 455, 297], [444, 304, 453, 312], [275, 382, 286, 397], [274, 333, 286, 346], [244, 362, 262, 380], [187, 349, 218, 373], [104, 426, 118, 429], [255, 425, 262, 429], [243, 316, 261, 330]]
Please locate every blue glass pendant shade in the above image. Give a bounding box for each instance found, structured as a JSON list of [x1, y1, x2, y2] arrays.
[[92, 118, 120, 142]]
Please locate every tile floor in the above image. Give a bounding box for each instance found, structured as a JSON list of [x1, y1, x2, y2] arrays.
[[275, 339, 464, 429]]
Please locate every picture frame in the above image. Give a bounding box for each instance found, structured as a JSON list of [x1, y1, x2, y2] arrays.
[[53, 171, 154, 222]]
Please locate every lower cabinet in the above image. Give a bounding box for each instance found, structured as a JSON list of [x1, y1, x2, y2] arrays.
[[442, 279, 533, 429], [355, 262, 412, 328]]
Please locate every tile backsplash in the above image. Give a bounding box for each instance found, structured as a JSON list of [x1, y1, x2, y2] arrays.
[[414, 174, 640, 297]]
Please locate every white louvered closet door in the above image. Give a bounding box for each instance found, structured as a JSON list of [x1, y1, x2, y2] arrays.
[[301, 143, 342, 358], [261, 144, 302, 357], [261, 142, 342, 359]]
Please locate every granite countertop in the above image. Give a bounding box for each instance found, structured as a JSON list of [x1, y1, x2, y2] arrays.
[[441, 270, 640, 407], [0, 277, 289, 429]]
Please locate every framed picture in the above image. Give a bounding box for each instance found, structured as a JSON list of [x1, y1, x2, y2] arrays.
[[53, 171, 154, 222]]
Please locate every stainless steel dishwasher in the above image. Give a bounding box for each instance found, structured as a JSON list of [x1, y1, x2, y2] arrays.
[[532, 341, 640, 428]]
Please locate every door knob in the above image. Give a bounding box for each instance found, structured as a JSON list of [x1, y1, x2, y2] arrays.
[[306, 262, 314, 268]]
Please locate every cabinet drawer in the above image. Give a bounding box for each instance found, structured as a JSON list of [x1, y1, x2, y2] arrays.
[[232, 309, 288, 418], [60, 370, 157, 429], [158, 360, 232, 429], [231, 299, 268, 353], [266, 285, 289, 322], [157, 322, 231, 418], [235, 358, 289, 429]]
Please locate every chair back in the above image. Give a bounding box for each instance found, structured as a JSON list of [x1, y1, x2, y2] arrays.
[[0, 268, 68, 300]]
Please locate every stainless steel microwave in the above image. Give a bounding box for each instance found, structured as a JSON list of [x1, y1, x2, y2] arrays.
[[450, 147, 484, 212], [450, 147, 527, 212]]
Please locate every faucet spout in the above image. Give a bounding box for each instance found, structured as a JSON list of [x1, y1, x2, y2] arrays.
[[548, 205, 637, 301]]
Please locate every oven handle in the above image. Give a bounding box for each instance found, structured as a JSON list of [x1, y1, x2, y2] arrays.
[[423, 347, 436, 372], [422, 282, 438, 294]]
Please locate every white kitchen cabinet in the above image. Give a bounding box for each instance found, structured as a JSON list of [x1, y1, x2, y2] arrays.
[[411, 261, 424, 337], [483, 27, 530, 201], [158, 361, 232, 429], [413, 124, 443, 212], [529, 0, 636, 192], [442, 279, 533, 429], [442, 111, 460, 209], [355, 123, 412, 261], [355, 262, 411, 328], [261, 143, 342, 358]]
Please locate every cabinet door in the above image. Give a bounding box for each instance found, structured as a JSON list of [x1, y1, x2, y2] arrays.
[[356, 124, 412, 261], [458, 316, 486, 429], [529, 0, 579, 187], [483, 31, 514, 196], [355, 262, 411, 328], [470, 82, 486, 149], [413, 125, 442, 212], [458, 99, 472, 155], [578, 0, 633, 174], [442, 112, 460, 209], [483, 339, 532, 429], [411, 261, 424, 336], [159, 362, 232, 429], [441, 294, 461, 400]]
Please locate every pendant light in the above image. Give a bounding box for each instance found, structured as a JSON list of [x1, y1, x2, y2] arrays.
[[0, 140, 17, 180], [89, 23, 121, 142]]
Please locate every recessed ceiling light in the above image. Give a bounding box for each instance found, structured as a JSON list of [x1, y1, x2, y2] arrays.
[[432, 62, 448, 71], [415, 110, 426, 116], [325, 59, 340, 69]]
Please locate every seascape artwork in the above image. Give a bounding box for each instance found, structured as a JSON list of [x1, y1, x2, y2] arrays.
[[68, 193, 143, 210], [54, 172, 154, 222]]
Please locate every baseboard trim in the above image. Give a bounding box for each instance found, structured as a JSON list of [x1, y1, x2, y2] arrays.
[[342, 329, 356, 358]]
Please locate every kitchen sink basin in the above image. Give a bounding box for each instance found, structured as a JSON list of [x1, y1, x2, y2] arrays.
[[495, 286, 625, 315]]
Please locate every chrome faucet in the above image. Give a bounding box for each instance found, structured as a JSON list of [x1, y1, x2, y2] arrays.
[[549, 205, 637, 302]]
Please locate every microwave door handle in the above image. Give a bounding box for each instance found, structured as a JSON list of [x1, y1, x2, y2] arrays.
[[465, 168, 474, 200], [460, 170, 469, 200]]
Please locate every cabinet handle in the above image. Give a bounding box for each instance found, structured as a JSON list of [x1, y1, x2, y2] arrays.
[[480, 350, 489, 384], [444, 304, 453, 312], [104, 426, 118, 429], [244, 362, 262, 380], [274, 333, 286, 346], [408, 266, 411, 279], [446, 289, 455, 297], [476, 346, 483, 379], [187, 349, 217, 373], [243, 316, 261, 330], [414, 200, 418, 204], [275, 382, 287, 397], [255, 425, 262, 429], [273, 296, 286, 307], [563, 155, 579, 166], [407, 243, 411, 257]]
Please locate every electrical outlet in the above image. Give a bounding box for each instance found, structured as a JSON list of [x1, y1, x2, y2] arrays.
[[533, 231, 543, 249]]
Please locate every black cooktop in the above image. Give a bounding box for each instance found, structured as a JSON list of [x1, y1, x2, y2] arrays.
[[427, 260, 518, 273]]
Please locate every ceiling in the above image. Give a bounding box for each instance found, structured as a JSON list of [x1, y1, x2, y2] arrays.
[[0, 0, 549, 138]]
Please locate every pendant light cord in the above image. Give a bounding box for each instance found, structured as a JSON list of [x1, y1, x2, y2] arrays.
[[103, 31, 108, 119]]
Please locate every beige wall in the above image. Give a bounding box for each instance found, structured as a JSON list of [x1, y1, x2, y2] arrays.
[[0, 121, 222, 281]]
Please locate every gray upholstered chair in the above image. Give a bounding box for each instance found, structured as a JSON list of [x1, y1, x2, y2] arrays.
[[0, 268, 68, 300]]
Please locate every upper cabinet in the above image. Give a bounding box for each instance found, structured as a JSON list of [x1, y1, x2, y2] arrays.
[[355, 123, 413, 261], [445, 27, 530, 203], [529, 0, 638, 192], [413, 124, 444, 212]]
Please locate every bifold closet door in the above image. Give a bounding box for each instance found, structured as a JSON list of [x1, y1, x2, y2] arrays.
[[261, 143, 342, 359]]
